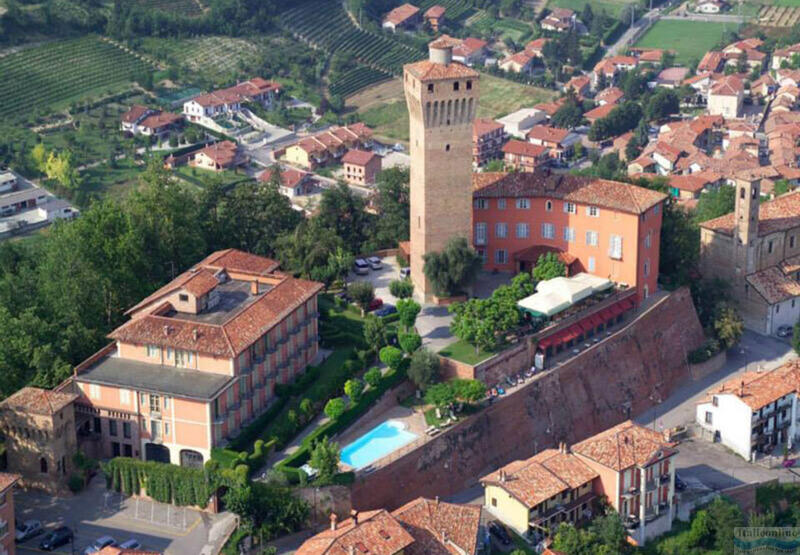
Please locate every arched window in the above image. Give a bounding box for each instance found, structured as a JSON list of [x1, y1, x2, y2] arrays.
[[180, 450, 204, 469], [39, 457, 48, 474]]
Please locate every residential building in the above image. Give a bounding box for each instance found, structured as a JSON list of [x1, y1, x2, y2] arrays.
[[697, 51, 724, 73], [696, 360, 800, 461], [595, 86, 624, 106], [583, 103, 615, 125], [0, 473, 19, 555], [500, 51, 534, 74], [452, 37, 488, 66], [631, 48, 668, 65], [656, 67, 689, 89], [722, 38, 766, 71], [383, 3, 421, 31], [526, 125, 579, 159], [473, 118, 506, 166], [284, 124, 373, 169], [497, 108, 547, 139], [424, 5, 445, 31], [541, 7, 576, 32], [60, 249, 322, 467], [0, 173, 78, 238], [708, 75, 744, 118], [696, 0, 727, 13], [565, 75, 591, 97], [120, 105, 183, 138], [502, 140, 549, 172], [571, 421, 677, 545], [592, 56, 637, 87], [472, 172, 666, 300], [700, 181, 800, 334], [773, 43, 800, 70], [190, 141, 245, 171], [342, 149, 382, 186], [404, 37, 479, 298], [0, 388, 78, 493], [0, 171, 16, 194], [296, 499, 482, 554], [666, 173, 719, 200], [481, 445, 597, 537], [182, 78, 281, 123], [259, 167, 315, 197], [524, 38, 549, 58]]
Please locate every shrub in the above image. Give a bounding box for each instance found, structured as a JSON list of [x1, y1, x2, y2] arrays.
[[68, 473, 85, 493], [396, 299, 421, 331], [688, 338, 721, 364], [349, 281, 375, 316], [344, 379, 364, 403], [399, 332, 422, 354], [379, 346, 404, 371], [408, 348, 440, 390], [324, 398, 346, 420], [364, 367, 382, 388], [389, 279, 414, 299]]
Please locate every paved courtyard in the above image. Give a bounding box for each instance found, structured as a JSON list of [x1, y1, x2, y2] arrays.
[[15, 476, 236, 555]]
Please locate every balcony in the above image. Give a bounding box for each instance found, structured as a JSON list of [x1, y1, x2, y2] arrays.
[[621, 485, 638, 498], [659, 473, 670, 485]]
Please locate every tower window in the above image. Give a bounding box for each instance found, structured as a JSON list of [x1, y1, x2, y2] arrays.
[[453, 81, 459, 91], [740, 188, 745, 199], [445, 144, 450, 152], [427, 83, 434, 93], [752, 188, 757, 199], [466, 80, 472, 90]]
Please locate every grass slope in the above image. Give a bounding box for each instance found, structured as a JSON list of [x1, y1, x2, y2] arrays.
[[634, 20, 728, 64], [548, 0, 636, 17]]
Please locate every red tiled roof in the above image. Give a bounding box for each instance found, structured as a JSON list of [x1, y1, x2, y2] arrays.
[[405, 59, 479, 80], [182, 269, 219, 297], [195, 140, 239, 167], [121, 105, 150, 124], [473, 117, 504, 137], [707, 360, 800, 410], [139, 111, 182, 129], [453, 37, 487, 57], [596, 87, 624, 105], [637, 48, 666, 62], [297, 509, 415, 555], [98, 547, 161, 555], [502, 51, 533, 68], [502, 139, 548, 158], [711, 74, 744, 96], [0, 473, 19, 493], [424, 5, 446, 18], [0, 387, 77, 416], [259, 167, 310, 189], [667, 174, 713, 193], [385, 3, 420, 25], [473, 172, 667, 215], [525, 38, 549, 54], [526, 125, 570, 144], [698, 51, 723, 72], [746, 267, 800, 304], [572, 420, 676, 471], [534, 98, 566, 116], [701, 190, 800, 236], [393, 498, 482, 555], [583, 103, 615, 122], [342, 149, 379, 166]]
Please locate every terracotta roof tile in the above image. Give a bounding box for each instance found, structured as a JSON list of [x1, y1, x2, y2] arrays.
[[700, 190, 800, 236], [342, 149, 379, 166], [297, 509, 415, 555], [746, 266, 800, 304], [182, 269, 219, 297], [473, 172, 666, 215], [425, 5, 446, 18], [596, 87, 624, 105], [259, 167, 311, 189], [502, 139, 548, 158], [0, 387, 77, 416], [0, 473, 19, 493], [385, 3, 420, 25], [583, 103, 615, 122], [708, 360, 800, 410], [393, 498, 482, 555], [473, 118, 504, 137], [526, 125, 570, 144], [572, 420, 676, 471], [121, 105, 150, 124]]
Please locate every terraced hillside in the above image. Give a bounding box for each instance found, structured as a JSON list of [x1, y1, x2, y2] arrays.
[[135, 0, 204, 16], [280, 0, 424, 75], [417, 0, 477, 22], [0, 36, 153, 121], [330, 67, 393, 97]]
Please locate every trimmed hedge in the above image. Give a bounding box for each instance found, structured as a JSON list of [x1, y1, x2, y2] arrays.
[[102, 457, 216, 507], [603, 21, 626, 46]]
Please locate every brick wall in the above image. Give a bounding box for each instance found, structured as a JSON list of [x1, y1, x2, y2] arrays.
[[350, 288, 704, 510]]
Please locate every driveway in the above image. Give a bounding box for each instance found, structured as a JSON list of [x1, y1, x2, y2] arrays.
[[15, 476, 236, 555]]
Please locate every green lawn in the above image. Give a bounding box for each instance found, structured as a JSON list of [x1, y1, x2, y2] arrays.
[[761, 0, 800, 5], [359, 74, 555, 142], [548, 0, 636, 17], [80, 159, 144, 203], [173, 165, 244, 188], [634, 20, 728, 64], [438, 339, 497, 366]]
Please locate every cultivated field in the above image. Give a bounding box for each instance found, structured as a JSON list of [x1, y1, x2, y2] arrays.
[[0, 36, 153, 121], [355, 74, 555, 143], [634, 20, 728, 64], [329, 67, 393, 98], [416, 0, 477, 22], [135, 0, 204, 16], [756, 4, 800, 26], [547, 0, 637, 18], [137, 36, 263, 82]]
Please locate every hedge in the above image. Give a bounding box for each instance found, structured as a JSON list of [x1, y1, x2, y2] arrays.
[[688, 338, 721, 364], [102, 457, 217, 507], [603, 21, 626, 46]]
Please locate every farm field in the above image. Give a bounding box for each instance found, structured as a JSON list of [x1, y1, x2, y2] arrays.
[[417, 0, 476, 22], [135, 0, 204, 16], [280, 0, 423, 75], [547, 0, 636, 17], [634, 20, 728, 64], [468, 13, 533, 42], [358, 74, 555, 142], [0, 36, 153, 122], [330, 67, 393, 98], [756, 4, 800, 26]]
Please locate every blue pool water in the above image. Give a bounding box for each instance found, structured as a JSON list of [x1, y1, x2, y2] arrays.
[[340, 420, 418, 469]]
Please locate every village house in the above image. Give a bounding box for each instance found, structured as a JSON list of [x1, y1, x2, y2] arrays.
[[708, 75, 744, 118], [525, 38, 549, 58], [424, 5, 445, 31], [0, 473, 19, 555], [500, 51, 535, 74], [497, 108, 547, 139], [259, 167, 315, 198], [296, 499, 482, 555], [595, 86, 625, 106], [630, 48, 668, 66], [571, 421, 677, 545], [190, 141, 245, 172], [700, 179, 800, 335], [592, 56, 638, 87], [666, 173, 720, 200], [583, 103, 616, 125], [773, 43, 800, 70], [473, 172, 666, 300], [526, 125, 579, 160], [698, 51, 724, 73], [473, 118, 506, 166], [284, 124, 373, 169], [342, 149, 382, 186], [182, 78, 281, 124], [452, 37, 488, 66], [696, 0, 727, 13], [502, 140, 549, 172], [696, 360, 800, 462], [481, 446, 597, 537], [51, 250, 323, 467], [382, 3, 421, 31], [120, 105, 183, 138], [541, 7, 576, 32], [565, 75, 591, 97]]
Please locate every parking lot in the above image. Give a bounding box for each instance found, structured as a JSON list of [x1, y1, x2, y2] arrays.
[[15, 477, 235, 555]]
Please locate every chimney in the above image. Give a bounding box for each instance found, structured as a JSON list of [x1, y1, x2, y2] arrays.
[[192, 328, 199, 341], [499, 469, 506, 483], [740, 380, 745, 396], [435, 495, 439, 507], [330, 513, 338, 531], [560, 442, 567, 454], [351, 509, 359, 525], [250, 281, 259, 295]]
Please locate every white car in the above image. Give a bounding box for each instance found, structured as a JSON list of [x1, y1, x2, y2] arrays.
[[367, 256, 382, 270], [400, 267, 411, 279], [15, 520, 42, 542], [354, 259, 369, 275], [83, 536, 116, 554]]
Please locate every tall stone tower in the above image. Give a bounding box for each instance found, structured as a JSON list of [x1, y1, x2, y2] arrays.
[[404, 37, 480, 298], [734, 175, 761, 279]]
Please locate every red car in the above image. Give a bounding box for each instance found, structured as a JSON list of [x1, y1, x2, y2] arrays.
[[368, 298, 383, 311]]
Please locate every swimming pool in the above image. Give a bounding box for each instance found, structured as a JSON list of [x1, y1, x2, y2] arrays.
[[340, 420, 418, 469]]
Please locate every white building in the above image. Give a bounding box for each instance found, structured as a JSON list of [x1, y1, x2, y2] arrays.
[[496, 108, 547, 139], [696, 361, 800, 461]]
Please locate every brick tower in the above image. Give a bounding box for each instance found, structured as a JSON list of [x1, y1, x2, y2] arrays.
[[404, 37, 480, 298], [734, 174, 761, 280]]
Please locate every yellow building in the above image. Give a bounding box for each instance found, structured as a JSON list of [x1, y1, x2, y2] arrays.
[[481, 445, 597, 537]]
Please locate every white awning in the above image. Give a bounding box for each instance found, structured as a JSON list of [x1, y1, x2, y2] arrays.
[[517, 273, 614, 317]]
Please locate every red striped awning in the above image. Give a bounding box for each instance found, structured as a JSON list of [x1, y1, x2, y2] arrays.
[[589, 314, 605, 328], [608, 303, 624, 318], [621, 297, 635, 310], [578, 318, 595, 333], [600, 307, 615, 321]]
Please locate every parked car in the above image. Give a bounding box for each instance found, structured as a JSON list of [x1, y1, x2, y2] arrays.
[[83, 536, 116, 554], [488, 521, 512, 545], [353, 259, 369, 275], [39, 527, 74, 551], [375, 304, 396, 317], [777, 325, 793, 337], [15, 520, 43, 542], [119, 538, 141, 549], [674, 473, 687, 491], [400, 267, 411, 279], [393, 143, 405, 152], [367, 256, 382, 270], [368, 298, 384, 311]]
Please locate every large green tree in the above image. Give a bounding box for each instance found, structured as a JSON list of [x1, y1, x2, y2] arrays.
[[422, 237, 483, 297]]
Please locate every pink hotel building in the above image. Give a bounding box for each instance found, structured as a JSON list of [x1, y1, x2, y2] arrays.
[[68, 249, 322, 467]]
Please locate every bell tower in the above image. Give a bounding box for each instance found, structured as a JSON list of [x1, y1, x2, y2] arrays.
[[734, 175, 761, 278], [403, 37, 480, 298]]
